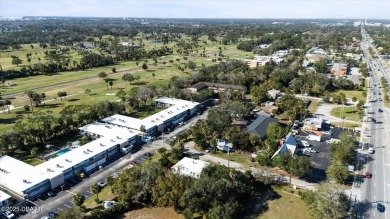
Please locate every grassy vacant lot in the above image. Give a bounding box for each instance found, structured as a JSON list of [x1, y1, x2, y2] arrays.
[[330, 106, 363, 122], [123, 207, 184, 219], [308, 100, 319, 115], [211, 151, 262, 168], [259, 186, 311, 219]]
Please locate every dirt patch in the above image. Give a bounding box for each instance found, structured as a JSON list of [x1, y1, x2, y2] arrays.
[[123, 207, 184, 219]]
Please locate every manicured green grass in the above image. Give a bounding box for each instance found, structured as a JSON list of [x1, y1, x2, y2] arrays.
[[0, 44, 87, 70], [329, 90, 365, 102], [211, 151, 261, 168], [258, 186, 311, 219], [11, 149, 43, 166], [84, 186, 117, 210], [0, 39, 252, 135], [332, 121, 360, 129], [125, 105, 164, 118], [330, 106, 363, 122]]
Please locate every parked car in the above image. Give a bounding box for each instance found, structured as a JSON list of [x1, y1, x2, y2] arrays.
[[300, 140, 310, 147], [365, 171, 372, 179], [322, 130, 332, 135], [47, 191, 55, 197], [102, 201, 116, 209], [205, 147, 212, 153], [47, 212, 58, 218], [378, 108, 383, 112], [303, 148, 316, 153], [377, 203, 385, 212], [368, 147, 375, 154], [97, 181, 106, 187], [1, 210, 16, 219]]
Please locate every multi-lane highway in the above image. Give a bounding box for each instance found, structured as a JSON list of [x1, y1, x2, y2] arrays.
[[358, 27, 390, 219]]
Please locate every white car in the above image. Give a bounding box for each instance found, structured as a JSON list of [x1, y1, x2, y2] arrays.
[[97, 181, 106, 187], [368, 147, 374, 154], [1, 211, 16, 219], [322, 131, 332, 135], [304, 148, 317, 153], [102, 201, 116, 209], [300, 140, 310, 147]]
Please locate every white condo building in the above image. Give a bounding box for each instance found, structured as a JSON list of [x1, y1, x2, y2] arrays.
[[0, 97, 200, 199]]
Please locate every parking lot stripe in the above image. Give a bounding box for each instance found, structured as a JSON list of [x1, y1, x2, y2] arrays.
[[65, 190, 77, 195]]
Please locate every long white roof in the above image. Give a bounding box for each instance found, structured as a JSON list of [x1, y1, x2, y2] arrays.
[[0, 97, 198, 195], [103, 97, 199, 131], [0, 135, 128, 194], [79, 122, 140, 139]]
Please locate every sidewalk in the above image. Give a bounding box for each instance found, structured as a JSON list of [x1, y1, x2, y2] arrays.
[[185, 141, 317, 191]]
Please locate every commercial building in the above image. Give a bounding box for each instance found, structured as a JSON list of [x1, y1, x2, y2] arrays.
[[302, 117, 324, 131], [331, 63, 348, 75], [244, 55, 271, 68], [172, 157, 209, 179], [0, 97, 199, 200]]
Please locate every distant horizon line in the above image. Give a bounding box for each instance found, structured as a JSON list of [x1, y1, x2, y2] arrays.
[[2, 16, 389, 21]]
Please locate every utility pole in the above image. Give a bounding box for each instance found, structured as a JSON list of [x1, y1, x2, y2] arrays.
[[227, 147, 230, 168]]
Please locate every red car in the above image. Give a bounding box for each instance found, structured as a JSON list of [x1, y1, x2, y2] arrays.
[[365, 172, 372, 179]]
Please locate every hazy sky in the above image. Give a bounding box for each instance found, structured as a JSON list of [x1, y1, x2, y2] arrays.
[[1, 0, 389, 19]]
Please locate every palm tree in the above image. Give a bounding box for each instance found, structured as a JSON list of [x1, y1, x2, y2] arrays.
[[90, 183, 101, 203]]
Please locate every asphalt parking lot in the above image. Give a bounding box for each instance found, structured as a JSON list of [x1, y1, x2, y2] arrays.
[[293, 126, 356, 183], [295, 135, 331, 182]]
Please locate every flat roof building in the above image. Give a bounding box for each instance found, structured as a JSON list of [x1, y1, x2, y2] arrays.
[[244, 55, 271, 68], [0, 97, 200, 199], [331, 63, 348, 75], [172, 157, 209, 179]]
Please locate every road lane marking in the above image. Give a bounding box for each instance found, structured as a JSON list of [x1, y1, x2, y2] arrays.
[[65, 190, 77, 195], [58, 207, 63, 211], [64, 204, 72, 208]]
